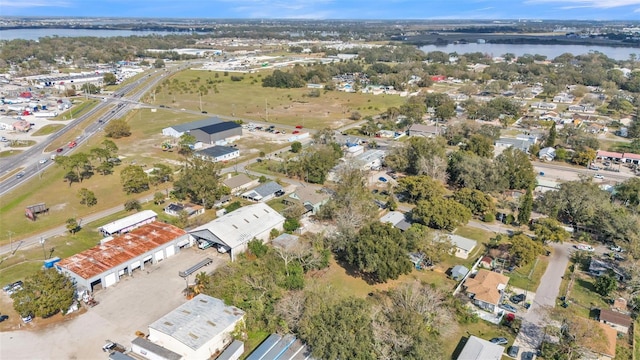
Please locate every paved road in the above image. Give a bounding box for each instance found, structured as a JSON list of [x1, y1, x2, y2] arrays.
[[512, 242, 574, 358]]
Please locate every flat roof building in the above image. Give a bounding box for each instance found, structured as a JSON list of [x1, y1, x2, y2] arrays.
[[148, 294, 245, 360], [56, 222, 189, 292], [457, 335, 504, 360], [99, 210, 158, 237], [162, 117, 223, 138]]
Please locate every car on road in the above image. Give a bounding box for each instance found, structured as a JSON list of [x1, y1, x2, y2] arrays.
[[489, 337, 508, 345], [500, 303, 518, 313], [16, 171, 25, 179], [610, 245, 624, 252], [594, 174, 604, 179], [510, 293, 526, 304], [295, 125, 303, 129], [589, 165, 600, 170], [507, 345, 520, 358], [39, 158, 48, 164], [56, 148, 64, 153], [575, 244, 595, 252], [378, 176, 388, 183]]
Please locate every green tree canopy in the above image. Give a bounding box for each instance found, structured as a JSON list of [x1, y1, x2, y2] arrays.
[[173, 157, 229, 209], [120, 165, 149, 194], [343, 222, 413, 283], [453, 187, 495, 216], [594, 274, 617, 296], [104, 119, 131, 139], [495, 147, 536, 190], [11, 269, 75, 318], [412, 198, 472, 231], [510, 234, 544, 266], [103, 72, 117, 85], [396, 175, 446, 203], [532, 218, 570, 243]]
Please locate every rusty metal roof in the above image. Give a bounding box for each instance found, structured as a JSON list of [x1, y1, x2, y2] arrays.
[[57, 222, 186, 279]]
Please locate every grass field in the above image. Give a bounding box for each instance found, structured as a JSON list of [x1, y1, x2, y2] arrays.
[[148, 69, 405, 129], [52, 99, 99, 121], [31, 124, 65, 137], [9, 140, 36, 147], [0, 150, 23, 158], [507, 256, 549, 291]]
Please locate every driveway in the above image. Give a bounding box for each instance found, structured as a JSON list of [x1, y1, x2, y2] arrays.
[[0, 247, 227, 359], [512, 242, 573, 358]]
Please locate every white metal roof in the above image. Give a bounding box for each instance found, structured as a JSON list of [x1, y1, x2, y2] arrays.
[[149, 294, 245, 351], [100, 210, 158, 234], [190, 203, 285, 249], [448, 235, 478, 252], [457, 336, 504, 360]]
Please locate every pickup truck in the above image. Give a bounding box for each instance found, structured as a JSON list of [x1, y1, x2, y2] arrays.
[[102, 341, 126, 353]]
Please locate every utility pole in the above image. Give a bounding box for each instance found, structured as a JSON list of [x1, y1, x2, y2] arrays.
[[7, 231, 14, 252], [265, 98, 268, 122], [40, 237, 46, 260]]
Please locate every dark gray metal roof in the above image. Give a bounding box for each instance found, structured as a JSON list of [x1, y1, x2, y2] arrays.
[[169, 117, 223, 133], [131, 337, 182, 360], [197, 146, 238, 159], [196, 121, 241, 135]]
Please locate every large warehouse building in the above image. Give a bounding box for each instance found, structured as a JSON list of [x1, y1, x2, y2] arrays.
[[56, 222, 190, 292], [189, 203, 285, 261], [146, 294, 245, 360], [189, 122, 242, 145]]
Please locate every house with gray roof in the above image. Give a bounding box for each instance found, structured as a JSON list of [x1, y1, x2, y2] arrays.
[[448, 234, 477, 259], [494, 137, 535, 155], [241, 181, 284, 202], [456, 335, 505, 360], [380, 211, 412, 231], [147, 294, 245, 359], [196, 145, 239, 163], [222, 174, 259, 195]]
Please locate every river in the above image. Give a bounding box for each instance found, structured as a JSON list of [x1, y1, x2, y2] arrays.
[[419, 43, 639, 61], [0, 28, 198, 41]]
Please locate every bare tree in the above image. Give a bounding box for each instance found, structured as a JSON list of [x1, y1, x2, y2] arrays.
[[275, 290, 306, 332]]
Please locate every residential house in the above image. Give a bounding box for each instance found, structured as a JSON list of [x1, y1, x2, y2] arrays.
[[447, 235, 478, 259], [408, 123, 444, 138], [163, 203, 205, 218], [242, 181, 284, 202], [531, 102, 557, 110], [195, 146, 239, 163], [223, 174, 259, 195], [589, 258, 627, 282], [463, 269, 509, 313], [553, 92, 575, 103], [539, 147, 556, 161], [479, 256, 494, 269], [380, 211, 412, 231], [494, 137, 535, 154], [598, 309, 632, 334], [283, 186, 330, 215], [568, 104, 596, 113], [456, 335, 505, 360], [355, 149, 386, 170]]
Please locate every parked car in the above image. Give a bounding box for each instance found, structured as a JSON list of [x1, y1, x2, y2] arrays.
[[522, 351, 535, 360], [489, 337, 508, 345], [507, 345, 520, 358], [575, 244, 595, 252], [0, 314, 8, 322], [594, 174, 604, 179], [102, 341, 126, 353], [500, 303, 518, 313], [21, 314, 32, 323], [510, 294, 526, 304], [610, 245, 624, 252], [378, 176, 388, 183]]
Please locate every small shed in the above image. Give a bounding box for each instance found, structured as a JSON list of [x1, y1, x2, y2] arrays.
[[451, 265, 469, 281], [25, 203, 49, 221]]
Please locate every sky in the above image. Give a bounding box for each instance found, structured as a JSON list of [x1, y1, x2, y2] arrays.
[[1, 0, 640, 20]]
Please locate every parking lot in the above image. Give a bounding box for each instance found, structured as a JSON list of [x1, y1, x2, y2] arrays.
[[0, 246, 227, 359]]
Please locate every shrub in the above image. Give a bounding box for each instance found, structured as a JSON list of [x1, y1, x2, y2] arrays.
[[483, 213, 495, 222]]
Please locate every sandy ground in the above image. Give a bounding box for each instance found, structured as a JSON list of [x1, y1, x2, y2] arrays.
[[0, 247, 228, 360]]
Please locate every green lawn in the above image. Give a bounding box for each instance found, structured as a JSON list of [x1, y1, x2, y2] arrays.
[[31, 124, 65, 136], [507, 256, 549, 291], [634, 320, 640, 360], [9, 140, 36, 147], [0, 150, 23, 158], [454, 225, 496, 244], [148, 69, 405, 129], [53, 99, 99, 121]]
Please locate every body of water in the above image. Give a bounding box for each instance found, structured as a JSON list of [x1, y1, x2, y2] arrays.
[[419, 43, 639, 61], [0, 28, 197, 41]]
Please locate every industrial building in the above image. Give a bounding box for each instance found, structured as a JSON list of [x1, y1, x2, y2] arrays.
[[56, 222, 189, 292], [189, 203, 285, 261], [189, 122, 242, 145], [147, 294, 245, 360], [162, 118, 224, 138], [99, 210, 158, 237]]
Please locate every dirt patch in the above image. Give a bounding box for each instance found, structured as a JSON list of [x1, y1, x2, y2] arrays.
[[50, 203, 68, 212]]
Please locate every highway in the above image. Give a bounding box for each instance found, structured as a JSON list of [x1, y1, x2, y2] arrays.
[[0, 64, 190, 196]]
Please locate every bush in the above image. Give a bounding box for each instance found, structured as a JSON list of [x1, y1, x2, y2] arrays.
[[483, 213, 495, 222], [284, 218, 300, 233], [225, 201, 241, 213], [248, 239, 268, 258], [505, 214, 515, 225]]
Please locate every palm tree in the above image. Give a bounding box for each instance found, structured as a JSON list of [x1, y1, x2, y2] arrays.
[[193, 272, 210, 295]]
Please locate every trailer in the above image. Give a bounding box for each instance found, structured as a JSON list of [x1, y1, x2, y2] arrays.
[[34, 111, 59, 118]]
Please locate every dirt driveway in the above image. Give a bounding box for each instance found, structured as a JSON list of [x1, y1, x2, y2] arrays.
[[0, 247, 227, 360]]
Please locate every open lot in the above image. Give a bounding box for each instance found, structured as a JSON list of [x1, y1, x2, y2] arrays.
[[0, 246, 228, 360], [147, 69, 405, 129]]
